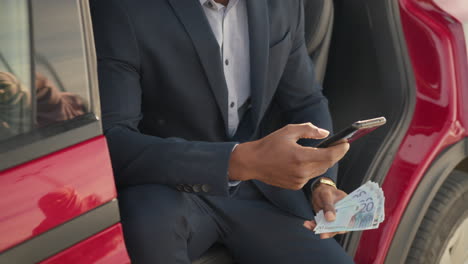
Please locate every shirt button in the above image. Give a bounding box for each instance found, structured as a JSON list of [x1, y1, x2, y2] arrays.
[[230, 102, 235, 108], [225, 59, 229, 66]]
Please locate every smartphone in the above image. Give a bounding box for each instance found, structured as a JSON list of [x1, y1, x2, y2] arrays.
[[315, 117, 387, 148]]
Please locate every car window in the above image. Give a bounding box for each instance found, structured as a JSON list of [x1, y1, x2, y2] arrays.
[[0, 0, 94, 142], [0, 0, 100, 170], [32, 0, 91, 128], [0, 1, 33, 141]]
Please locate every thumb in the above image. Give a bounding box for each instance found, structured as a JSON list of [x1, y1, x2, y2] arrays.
[[323, 203, 336, 222], [284, 123, 329, 141]]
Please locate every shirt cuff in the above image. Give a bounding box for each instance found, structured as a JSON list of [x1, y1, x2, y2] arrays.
[[228, 144, 242, 188], [228, 180, 241, 187]]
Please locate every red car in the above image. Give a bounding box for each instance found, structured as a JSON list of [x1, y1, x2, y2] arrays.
[[0, 0, 467, 263]]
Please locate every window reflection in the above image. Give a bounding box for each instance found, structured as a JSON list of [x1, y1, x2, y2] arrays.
[[0, 71, 87, 141], [0, 1, 32, 141], [0, 71, 30, 137], [35, 73, 87, 128]]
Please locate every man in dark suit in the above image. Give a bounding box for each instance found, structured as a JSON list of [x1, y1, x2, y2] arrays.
[[91, 0, 354, 263]]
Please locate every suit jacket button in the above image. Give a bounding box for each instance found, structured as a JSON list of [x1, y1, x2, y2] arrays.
[[193, 184, 202, 193], [184, 185, 193, 193], [201, 184, 211, 193], [176, 184, 184, 191]]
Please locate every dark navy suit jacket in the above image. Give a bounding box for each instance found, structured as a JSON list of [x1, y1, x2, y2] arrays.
[[91, 0, 335, 220]]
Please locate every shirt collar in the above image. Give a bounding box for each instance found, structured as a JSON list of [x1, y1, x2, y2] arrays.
[[199, 0, 224, 11]]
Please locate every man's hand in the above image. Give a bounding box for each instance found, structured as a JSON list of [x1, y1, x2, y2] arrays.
[[228, 123, 349, 190], [303, 182, 348, 239]]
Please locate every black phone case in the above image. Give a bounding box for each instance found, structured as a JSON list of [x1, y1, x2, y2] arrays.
[[315, 117, 386, 148]]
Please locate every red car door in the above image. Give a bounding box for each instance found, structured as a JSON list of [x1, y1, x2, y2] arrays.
[[0, 1, 130, 263]]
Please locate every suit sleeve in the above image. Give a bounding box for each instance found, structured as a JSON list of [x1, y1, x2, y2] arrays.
[[275, 0, 338, 184], [90, 0, 236, 196]]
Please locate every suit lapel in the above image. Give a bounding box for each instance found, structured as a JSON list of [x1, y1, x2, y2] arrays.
[[246, 0, 269, 131], [167, 0, 229, 131]]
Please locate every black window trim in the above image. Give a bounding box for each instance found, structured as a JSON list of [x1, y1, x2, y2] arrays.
[[0, 0, 102, 171]]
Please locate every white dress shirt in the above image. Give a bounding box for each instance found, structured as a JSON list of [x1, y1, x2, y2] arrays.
[[200, 0, 250, 187], [199, 0, 251, 138]]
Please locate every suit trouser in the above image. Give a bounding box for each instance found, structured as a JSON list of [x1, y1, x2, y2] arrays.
[[118, 181, 355, 264]]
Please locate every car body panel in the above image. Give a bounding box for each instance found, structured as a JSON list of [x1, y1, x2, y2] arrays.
[[434, 0, 468, 129], [354, 0, 468, 263], [0, 136, 116, 252], [436, 0, 468, 60], [39, 224, 130, 264]]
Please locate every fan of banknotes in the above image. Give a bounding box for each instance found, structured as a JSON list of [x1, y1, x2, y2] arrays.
[[314, 181, 385, 234]]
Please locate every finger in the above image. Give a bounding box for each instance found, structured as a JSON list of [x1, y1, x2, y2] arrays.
[[284, 123, 329, 141], [320, 190, 336, 221], [320, 232, 339, 239], [301, 143, 350, 163], [322, 196, 336, 222], [328, 138, 348, 147], [309, 220, 317, 229], [303, 220, 316, 231], [325, 142, 350, 160], [328, 141, 350, 154], [324, 209, 336, 222]]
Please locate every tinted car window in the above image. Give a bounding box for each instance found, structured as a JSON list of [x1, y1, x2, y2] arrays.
[[32, 0, 90, 128], [0, 0, 99, 169], [0, 1, 33, 141], [0, 0, 93, 144]]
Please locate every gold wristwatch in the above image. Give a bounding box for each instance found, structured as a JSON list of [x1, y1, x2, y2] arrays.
[[313, 177, 337, 190]]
